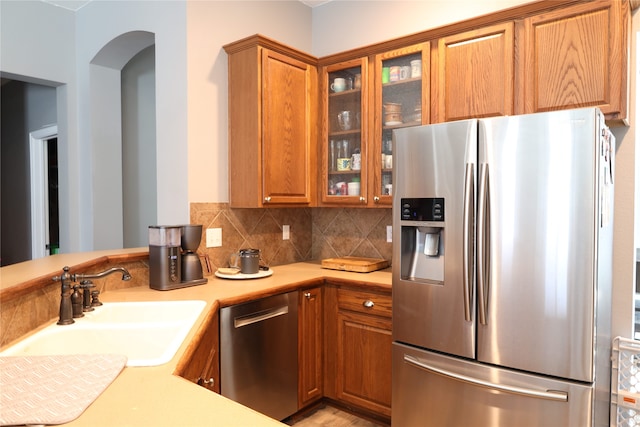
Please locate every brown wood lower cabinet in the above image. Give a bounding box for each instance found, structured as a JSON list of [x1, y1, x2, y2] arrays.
[[325, 284, 392, 419], [176, 282, 392, 421], [174, 308, 220, 394], [299, 287, 323, 407]]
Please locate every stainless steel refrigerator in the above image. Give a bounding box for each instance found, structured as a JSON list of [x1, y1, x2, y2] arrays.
[[391, 108, 615, 427]]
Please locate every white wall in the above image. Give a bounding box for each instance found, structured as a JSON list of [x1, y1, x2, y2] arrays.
[[186, 1, 312, 203], [310, 0, 532, 56]]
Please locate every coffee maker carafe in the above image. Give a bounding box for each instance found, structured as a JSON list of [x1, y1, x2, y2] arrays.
[[149, 225, 208, 291], [181, 225, 206, 283]]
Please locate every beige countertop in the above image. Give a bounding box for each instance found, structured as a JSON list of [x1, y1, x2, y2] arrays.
[[1, 257, 391, 426]]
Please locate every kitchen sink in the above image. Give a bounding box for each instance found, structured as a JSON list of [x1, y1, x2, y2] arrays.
[[82, 300, 206, 324], [0, 300, 207, 367]]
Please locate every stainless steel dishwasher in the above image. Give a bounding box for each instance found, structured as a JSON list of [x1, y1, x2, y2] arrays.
[[220, 291, 298, 421]]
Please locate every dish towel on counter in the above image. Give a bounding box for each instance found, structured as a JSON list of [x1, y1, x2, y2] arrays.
[[0, 354, 127, 426]]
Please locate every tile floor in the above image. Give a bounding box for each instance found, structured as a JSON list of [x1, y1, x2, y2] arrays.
[[288, 405, 387, 427]]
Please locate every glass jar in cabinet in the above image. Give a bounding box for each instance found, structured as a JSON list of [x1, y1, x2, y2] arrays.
[[373, 43, 429, 206], [321, 58, 368, 205]]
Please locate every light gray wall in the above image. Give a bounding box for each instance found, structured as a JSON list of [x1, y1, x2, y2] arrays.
[[75, 2, 188, 251], [0, 0, 76, 254], [1, 0, 313, 252], [122, 45, 157, 248]]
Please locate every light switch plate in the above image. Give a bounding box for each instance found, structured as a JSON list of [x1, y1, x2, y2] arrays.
[[283, 225, 290, 240], [206, 228, 222, 247], [386, 225, 393, 243]]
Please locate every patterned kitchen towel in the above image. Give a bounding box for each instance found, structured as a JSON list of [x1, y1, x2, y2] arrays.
[[0, 354, 127, 426]]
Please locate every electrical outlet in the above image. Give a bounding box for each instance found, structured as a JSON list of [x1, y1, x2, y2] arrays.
[[386, 225, 393, 243], [206, 228, 222, 247], [283, 225, 290, 240]]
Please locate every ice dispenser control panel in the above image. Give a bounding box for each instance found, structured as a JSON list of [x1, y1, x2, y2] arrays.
[[399, 198, 445, 284], [401, 198, 444, 222]]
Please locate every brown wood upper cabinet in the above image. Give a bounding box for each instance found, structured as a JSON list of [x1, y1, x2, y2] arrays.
[[319, 43, 430, 207], [372, 43, 430, 206], [433, 22, 515, 122], [320, 57, 370, 206], [521, 0, 629, 124], [224, 35, 318, 208]]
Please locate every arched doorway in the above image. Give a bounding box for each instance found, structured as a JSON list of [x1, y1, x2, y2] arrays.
[[90, 30, 157, 249]]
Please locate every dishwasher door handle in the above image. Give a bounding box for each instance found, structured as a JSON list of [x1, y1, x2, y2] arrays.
[[234, 305, 289, 328]]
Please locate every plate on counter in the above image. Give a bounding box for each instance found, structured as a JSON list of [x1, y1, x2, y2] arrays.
[[214, 269, 273, 280]]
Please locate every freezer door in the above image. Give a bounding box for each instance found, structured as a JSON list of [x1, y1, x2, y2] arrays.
[[392, 343, 594, 427], [393, 120, 477, 359], [477, 109, 599, 382]]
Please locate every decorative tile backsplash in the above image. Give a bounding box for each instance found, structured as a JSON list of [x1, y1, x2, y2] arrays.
[[1, 204, 393, 347], [0, 258, 149, 348], [191, 203, 393, 271]]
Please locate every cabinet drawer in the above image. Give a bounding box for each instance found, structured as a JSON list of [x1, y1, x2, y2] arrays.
[[337, 288, 391, 318]]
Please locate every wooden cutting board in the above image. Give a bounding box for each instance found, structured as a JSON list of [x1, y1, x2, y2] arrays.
[[321, 256, 389, 273]]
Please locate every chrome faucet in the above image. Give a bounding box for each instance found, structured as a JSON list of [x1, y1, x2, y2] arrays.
[[53, 266, 132, 325]]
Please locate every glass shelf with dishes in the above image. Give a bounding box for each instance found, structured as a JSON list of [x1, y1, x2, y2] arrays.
[[374, 44, 428, 205], [324, 61, 366, 203]]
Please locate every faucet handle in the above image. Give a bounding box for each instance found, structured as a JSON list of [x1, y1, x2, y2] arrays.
[[91, 290, 103, 307], [79, 280, 95, 289], [79, 280, 96, 312]]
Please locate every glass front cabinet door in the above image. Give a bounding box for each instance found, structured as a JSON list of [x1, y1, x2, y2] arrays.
[[372, 43, 429, 206], [321, 58, 368, 205]]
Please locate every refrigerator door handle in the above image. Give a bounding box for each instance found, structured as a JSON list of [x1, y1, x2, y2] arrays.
[[477, 163, 489, 325], [403, 354, 568, 402], [463, 163, 474, 322]]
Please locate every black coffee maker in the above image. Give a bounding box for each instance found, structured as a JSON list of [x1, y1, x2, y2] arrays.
[[149, 224, 208, 291]]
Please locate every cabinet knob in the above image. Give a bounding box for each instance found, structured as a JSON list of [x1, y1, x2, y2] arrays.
[[359, 196, 366, 203], [373, 196, 380, 203], [264, 196, 271, 203], [363, 300, 375, 308], [304, 292, 311, 299], [198, 377, 215, 386]]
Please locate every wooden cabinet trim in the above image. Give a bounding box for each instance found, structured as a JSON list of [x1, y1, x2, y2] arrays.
[[224, 34, 317, 65]]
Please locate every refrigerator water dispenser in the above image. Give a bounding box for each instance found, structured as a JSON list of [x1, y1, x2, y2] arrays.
[[399, 198, 445, 284]]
